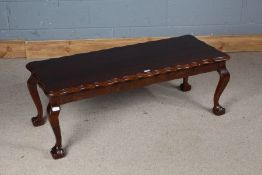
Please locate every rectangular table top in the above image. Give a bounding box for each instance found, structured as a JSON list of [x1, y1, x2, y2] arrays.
[[26, 35, 229, 95]]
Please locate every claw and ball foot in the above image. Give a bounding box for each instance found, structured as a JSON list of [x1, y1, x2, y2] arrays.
[[51, 146, 65, 159], [31, 116, 46, 127], [32, 104, 51, 126], [213, 64, 230, 116], [213, 105, 226, 116], [180, 76, 191, 92]]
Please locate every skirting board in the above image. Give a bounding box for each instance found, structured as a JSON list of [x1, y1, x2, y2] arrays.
[[1, 35, 262, 59]]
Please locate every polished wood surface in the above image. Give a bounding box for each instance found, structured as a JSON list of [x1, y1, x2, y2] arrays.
[[26, 35, 228, 95], [47, 104, 65, 159], [213, 65, 230, 115], [26, 35, 231, 159], [27, 75, 46, 126]]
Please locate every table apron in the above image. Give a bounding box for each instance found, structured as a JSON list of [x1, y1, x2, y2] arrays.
[[49, 61, 225, 105]]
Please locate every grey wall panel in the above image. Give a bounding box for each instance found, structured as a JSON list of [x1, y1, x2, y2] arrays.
[[0, 2, 9, 29], [0, 28, 113, 40], [88, 0, 166, 27], [8, 1, 90, 29], [0, 0, 261, 40], [114, 24, 262, 38], [247, 0, 262, 24], [0, 0, 58, 1], [168, 0, 243, 26]]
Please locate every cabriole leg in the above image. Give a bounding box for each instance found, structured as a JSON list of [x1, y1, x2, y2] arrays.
[[213, 64, 230, 116], [48, 104, 65, 159], [180, 76, 191, 92], [27, 75, 46, 126]]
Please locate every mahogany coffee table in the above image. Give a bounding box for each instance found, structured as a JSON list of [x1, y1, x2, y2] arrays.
[[26, 35, 230, 159]]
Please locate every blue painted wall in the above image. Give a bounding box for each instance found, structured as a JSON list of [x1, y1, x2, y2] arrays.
[[0, 0, 261, 40]]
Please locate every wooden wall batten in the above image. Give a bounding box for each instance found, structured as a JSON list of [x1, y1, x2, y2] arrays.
[[1, 35, 262, 59], [0, 40, 26, 58]]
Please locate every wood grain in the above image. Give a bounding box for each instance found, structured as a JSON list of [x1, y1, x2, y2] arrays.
[[1, 35, 262, 59], [25, 37, 161, 59], [199, 35, 262, 52], [25, 40, 70, 59], [0, 40, 25, 58]]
